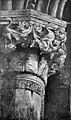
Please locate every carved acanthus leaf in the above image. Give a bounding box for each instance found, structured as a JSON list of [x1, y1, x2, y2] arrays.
[[2, 19, 67, 76]]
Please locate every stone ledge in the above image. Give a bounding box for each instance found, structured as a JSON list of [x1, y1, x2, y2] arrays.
[[0, 9, 67, 28]]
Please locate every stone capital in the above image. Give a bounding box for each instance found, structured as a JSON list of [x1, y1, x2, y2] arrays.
[[0, 9, 67, 120], [0, 10, 67, 82]]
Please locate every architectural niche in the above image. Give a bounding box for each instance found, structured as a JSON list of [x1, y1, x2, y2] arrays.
[[0, 8, 67, 120]]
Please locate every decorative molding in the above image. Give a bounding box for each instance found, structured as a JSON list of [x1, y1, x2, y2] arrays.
[[0, 9, 67, 27], [0, 9, 67, 120], [4, 52, 48, 84], [16, 74, 45, 96], [2, 18, 67, 79]]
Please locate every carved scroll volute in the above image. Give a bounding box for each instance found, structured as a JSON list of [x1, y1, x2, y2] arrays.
[[47, 27, 67, 77], [2, 20, 33, 53], [2, 19, 67, 85], [32, 23, 67, 80], [0, 10, 67, 120]]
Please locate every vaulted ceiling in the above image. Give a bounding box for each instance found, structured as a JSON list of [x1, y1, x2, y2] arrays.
[[0, 0, 70, 22]]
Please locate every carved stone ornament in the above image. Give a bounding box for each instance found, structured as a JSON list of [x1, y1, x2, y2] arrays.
[[16, 74, 45, 96], [0, 9, 67, 119], [2, 15, 67, 78]]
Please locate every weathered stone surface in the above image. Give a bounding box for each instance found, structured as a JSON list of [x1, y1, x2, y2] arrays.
[[0, 9, 67, 120]]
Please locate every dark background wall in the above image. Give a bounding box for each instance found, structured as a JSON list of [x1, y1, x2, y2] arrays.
[[44, 1, 71, 119]]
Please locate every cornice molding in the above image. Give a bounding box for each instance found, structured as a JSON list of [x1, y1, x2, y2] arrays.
[[0, 8, 67, 88], [0, 9, 67, 28]]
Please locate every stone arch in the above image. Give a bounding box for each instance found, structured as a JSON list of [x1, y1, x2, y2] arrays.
[[0, 0, 69, 21]]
